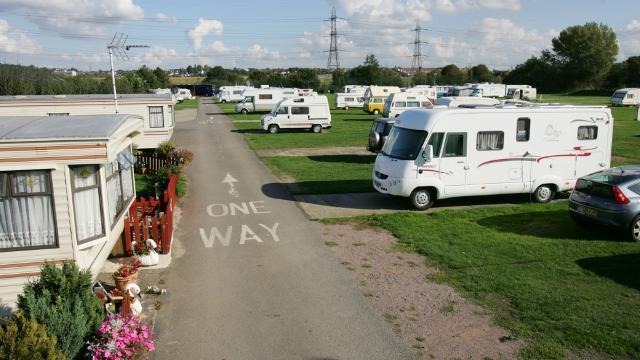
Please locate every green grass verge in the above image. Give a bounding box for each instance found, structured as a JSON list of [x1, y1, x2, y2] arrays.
[[326, 202, 640, 359], [174, 98, 200, 111]]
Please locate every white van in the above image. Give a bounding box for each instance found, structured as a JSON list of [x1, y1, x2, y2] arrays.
[[611, 88, 640, 106], [260, 95, 331, 133], [373, 106, 613, 209], [219, 86, 251, 103], [435, 96, 500, 108], [383, 93, 432, 118], [235, 88, 297, 113], [335, 93, 365, 109]]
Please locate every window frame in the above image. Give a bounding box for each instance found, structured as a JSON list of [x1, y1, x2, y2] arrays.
[[516, 117, 530, 142], [0, 170, 59, 252], [426, 132, 445, 158], [148, 106, 164, 128], [106, 161, 135, 228], [577, 125, 598, 140], [476, 131, 505, 151], [442, 132, 467, 158], [70, 165, 105, 244], [291, 106, 310, 115], [258, 94, 273, 100]]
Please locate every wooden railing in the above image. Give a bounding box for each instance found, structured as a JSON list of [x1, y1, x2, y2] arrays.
[[123, 174, 179, 256], [135, 152, 180, 174]]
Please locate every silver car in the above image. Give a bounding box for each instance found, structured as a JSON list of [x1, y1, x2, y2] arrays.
[[569, 166, 640, 241]]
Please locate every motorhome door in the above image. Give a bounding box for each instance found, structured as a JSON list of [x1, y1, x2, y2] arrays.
[[439, 132, 468, 195]]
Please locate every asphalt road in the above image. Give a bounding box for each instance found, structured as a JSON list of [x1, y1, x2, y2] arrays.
[[154, 99, 412, 360]]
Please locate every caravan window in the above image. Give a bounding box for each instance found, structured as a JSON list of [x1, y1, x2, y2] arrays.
[[232, 90, 243, 94], [476, 131, 504, 151], [395, 101, 407, 107], [149, 106, 164, 128], [0, 170, 57, 250], [291, 106, 309, 115], [427, 132, 444, 157], [345, 97, 354, 102], [71, 165, 104, 243], [443, 133, 467, 157], [259, 94, 273, 100], [577, 126, 598, 140], [516, 117, 530, 142], [407, 101, 420, 107]]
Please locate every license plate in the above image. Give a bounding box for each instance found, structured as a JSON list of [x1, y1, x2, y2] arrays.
[[578, 206, 597, 217]]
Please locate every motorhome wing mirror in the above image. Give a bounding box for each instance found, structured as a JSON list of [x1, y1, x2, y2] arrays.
[[422, 145, 433, 162]]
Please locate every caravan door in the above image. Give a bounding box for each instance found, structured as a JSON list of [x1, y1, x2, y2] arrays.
[[439, 132, 468, 196]]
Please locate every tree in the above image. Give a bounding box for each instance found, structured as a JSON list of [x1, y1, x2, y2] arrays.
[[503, 56, 562, 92], [549, 22, 618, 88], [439, 64, 465, 85], [469, 64, 493, 82]]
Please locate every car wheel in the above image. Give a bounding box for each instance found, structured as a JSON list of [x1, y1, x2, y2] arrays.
[[410, 188, 435, 210], [241, 109, 248, 115], [373, 109, 380, 115], [312, 124, 322, 133], [533, 184, 555, 203], [268, 124, 279, 134], [630, 215, 640, 242]]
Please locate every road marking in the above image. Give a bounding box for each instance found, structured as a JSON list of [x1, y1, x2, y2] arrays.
[[206, 201, 271, 217], [222, 173, 239, 198], [199, 223, 280, 248]]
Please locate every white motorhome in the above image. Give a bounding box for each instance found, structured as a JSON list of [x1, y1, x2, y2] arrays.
[[405, 86, 437, 103], [260, 95, 331, 133], [335, 93, 365, 109], [470, 83, 507, 98], [507, 85, 537, 101], [219, 86, 251, 103], [435, 96, 500, 108], [373, 106, 612, 210], [383, 93, 432, 118], [611, 88, 640, 106], [235, 88, 297, 113]]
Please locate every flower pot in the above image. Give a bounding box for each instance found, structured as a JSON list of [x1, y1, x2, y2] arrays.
[[137, 251, 159, 266], [113, 271, 139, 292]]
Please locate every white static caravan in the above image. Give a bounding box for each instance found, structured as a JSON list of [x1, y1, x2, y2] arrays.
[[218, 86, 251, 103], [0, 114, 143, 306], [506, 85, 537, 101], [235, 88, 297, 113], [0, 94, 175, 149], [383, 93, 432, 118], [470, 83, 507, 98], [335, 93, 365, 109], [435, 96, 500, 108], [611, 88, 640, 106], [373, 106, 613, 210], [261, 95, 331, 133]]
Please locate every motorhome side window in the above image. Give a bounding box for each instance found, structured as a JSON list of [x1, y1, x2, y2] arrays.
[[407, 101, 420, 107], [291, 107, 309, 115], [233, 90, 242, 94], [427, 133, 444, 157], [577, 126, 598, 140], [476, 131, 504, 151], [293, 98, 304, 103], [259, 94, 273, 100], [516, 117, 530, 142], [395, 102, 406, 107], [443, 133, 466, 157]]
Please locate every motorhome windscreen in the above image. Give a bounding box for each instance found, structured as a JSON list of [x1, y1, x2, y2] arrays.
[[381, 127, 428, 160], [612, 92, 625, 99]]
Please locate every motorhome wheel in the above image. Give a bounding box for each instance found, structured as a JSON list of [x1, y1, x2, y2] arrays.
[[533, 184, 555, 203], [312, 124, 322, 133], [241, 108, 248, 115], [410, 188, 434, 210], [268, 124, 279, 134]]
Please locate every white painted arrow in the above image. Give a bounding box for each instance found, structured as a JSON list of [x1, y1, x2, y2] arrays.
[[222, 173, 239, 198]]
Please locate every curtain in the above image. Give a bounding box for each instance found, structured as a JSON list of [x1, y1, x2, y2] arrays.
[[578, 126, 597, 140], [72, 166, 102, 242], [0, 171, 55, 249], [476, 132, 503, 151], [149, 106, 164, 128]]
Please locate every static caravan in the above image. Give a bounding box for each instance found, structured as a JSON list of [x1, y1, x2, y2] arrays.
[[235, 88, 297, 113], [435, 96, 500, 108], [506, 85, 537, 101], [470, 83, 507, 98], [373, 106, 613, 210], [218, 86, 251, 103], [405, 86, 437, 103], [363, 86, 401, 115], [0, 94, 175, 149], [383, 93, 432, 118], [260, 95, 331, 133], [611, 88, 640, 106], [0, 114, 143, 306], [335, 93, 365, 109]]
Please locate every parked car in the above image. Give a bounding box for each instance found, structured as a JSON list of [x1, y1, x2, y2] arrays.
[[569, 166, 640, 241], [367, 118, 395, 152]]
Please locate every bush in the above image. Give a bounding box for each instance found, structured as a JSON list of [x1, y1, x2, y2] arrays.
[[18, 261, 104, 359], [156, 140, 176, 159], [176, 176, 188, 198], [0, 314, 66, 360]]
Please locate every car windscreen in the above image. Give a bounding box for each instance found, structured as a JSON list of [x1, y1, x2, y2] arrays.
[[381, 127, 428, 160]]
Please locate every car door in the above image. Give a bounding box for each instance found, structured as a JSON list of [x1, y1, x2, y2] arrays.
[[439, 132, 468, 196]]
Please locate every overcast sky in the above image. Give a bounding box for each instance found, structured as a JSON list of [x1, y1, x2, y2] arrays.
[[0, 0, 638, 71]]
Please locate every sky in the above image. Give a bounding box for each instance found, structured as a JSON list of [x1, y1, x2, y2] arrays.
[[0, 0, 638, 71]]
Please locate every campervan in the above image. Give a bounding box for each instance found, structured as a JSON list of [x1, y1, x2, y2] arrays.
[[405, 86, 437, 103], [235, 88, 297, 113], [435, 96, 500, 107], [335, 93, 365, 109], [260, 95, 331, 133], [507, 85, 537, 101], [383, 93, 432, 118], [363, 86, 401, 115], [219, 86, 251, 103], [373, 106, 613, 210], [470, 83, 507, 98], [611, 88, 640, 106]]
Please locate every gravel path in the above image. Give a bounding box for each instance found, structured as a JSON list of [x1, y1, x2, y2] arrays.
[[312, 222, 524, 360]]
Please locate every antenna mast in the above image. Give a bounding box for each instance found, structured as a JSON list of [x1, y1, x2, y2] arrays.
[[107, 33, 149, 113]]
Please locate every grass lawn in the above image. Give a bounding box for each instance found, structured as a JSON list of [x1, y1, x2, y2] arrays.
[[174, 98, 199, 111], [327, 202, 640, 359]]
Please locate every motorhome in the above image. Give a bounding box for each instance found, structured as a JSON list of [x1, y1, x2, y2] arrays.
[[218, 86, 252, 103], [0, 94, 176, 149], [611, 88, 640, 106], [235, 87, 297, 113], [260, 95, 331, 133], [435, 96, 500, 108], [506, 85, 537, 101], [405, 86, 437, 103], [343, 85, 368, 94], [335, 93, 365, 109], [363, 86, 401, 115], [383, 93, 432, 118], [470, 83, 507, 98], [373, 106, 613, 210]]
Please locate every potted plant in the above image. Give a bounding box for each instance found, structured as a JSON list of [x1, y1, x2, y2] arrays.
[[112, 258, 142, 292], [133, 239, 159, 266]]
